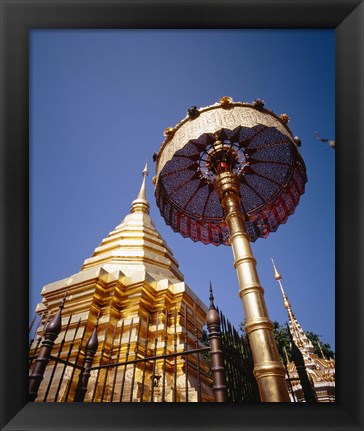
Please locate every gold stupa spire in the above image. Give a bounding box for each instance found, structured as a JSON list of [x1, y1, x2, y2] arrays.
[[271, 258, 314, 352], [131, 162, 149, 214], [271, 259, 290, 310], [271, 258, 302, 346], [271, 258, 282, 280], [79, 160, 184, 281]]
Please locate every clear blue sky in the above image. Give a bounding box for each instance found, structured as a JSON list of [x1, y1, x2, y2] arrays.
[[30, 30, 335, 351]]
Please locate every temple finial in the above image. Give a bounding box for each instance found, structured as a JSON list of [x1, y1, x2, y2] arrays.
[[273, 260, 311, 352], [142, 162, 148, 177], [131, 162, 150, 214], [137, 162, 148, 200], [271, 258, 282, 280], [272, 258, 292, 314]]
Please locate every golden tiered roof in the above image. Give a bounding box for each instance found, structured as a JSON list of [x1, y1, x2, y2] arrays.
[[80, 163, 184, 283]]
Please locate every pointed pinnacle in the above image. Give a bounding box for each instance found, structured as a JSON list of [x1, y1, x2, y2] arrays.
[[137, 165, 148, 201], [142, 162, 148, 177], [209, 281, 215, 309], [131, 162, 150, 214], [271, 258, 282, 280], [60, 289, 69, 309]]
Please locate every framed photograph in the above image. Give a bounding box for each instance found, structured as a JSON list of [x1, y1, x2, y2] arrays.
[[1, 1, 363, 430]]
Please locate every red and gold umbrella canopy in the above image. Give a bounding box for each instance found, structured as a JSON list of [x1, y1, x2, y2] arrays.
[[154, 98, 307, 246]]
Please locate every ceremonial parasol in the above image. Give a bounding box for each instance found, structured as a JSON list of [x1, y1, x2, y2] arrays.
[[155, 97, 306, 246], [154, 97, 307, 402]]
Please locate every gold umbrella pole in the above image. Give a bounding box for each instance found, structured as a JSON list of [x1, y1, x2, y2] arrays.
[[215, 172, 290, 402]]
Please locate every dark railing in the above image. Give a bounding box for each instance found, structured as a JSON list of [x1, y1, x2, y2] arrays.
[[218, 309, 261, 402], [29, 302, 213, 403], [29, 295, 66, 401], [29, 293, 261, 403]]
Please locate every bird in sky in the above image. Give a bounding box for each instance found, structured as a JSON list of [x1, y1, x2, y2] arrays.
[[316, 132, 335, 149]]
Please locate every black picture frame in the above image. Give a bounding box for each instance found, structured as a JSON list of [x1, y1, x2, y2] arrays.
[[1, 1, 363, 430]]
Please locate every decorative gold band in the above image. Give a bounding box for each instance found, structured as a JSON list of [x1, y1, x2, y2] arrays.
[[253, 361, 287, 380], [233, 255, 257, 269], [244, 318, 274, 335], [238, 283, 265, 299]]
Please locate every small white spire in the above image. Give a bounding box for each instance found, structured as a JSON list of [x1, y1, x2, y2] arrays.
[[142, 162, 148, 176], [131, 162, 150, 214], [136, 162, 148, 201]]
